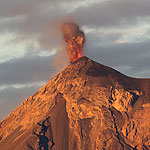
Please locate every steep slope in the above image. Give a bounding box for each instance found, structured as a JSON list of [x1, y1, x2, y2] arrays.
[[0, 56, 150, 150]]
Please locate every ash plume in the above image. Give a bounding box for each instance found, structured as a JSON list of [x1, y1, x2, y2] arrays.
[[61, 22, 85, 63]]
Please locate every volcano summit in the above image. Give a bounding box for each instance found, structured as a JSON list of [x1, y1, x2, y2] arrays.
[[0, 57, 150, 150]]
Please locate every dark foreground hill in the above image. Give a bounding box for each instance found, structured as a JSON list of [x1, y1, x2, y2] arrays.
[[0, 56, 150, 150]]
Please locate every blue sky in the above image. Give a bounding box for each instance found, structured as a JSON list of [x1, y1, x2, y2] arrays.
[[0, 0, 150, 121]]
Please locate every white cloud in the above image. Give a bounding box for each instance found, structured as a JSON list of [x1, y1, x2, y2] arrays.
[[60, 0, 105, 12], [37, 48, 57, 57], [0, 33, 26, 63], [0, 81, 46, 91]]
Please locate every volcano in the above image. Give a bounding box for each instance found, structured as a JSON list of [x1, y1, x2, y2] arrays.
[[0, 56, 150, 150]]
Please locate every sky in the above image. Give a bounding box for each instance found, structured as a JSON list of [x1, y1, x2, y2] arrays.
[[0, 0, 150, 121]]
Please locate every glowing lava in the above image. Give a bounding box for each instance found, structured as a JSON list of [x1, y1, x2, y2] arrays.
[[62, 23, 85, 63]]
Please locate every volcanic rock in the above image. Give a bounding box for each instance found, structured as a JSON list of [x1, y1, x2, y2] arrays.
[[0, 56, 150, 150]]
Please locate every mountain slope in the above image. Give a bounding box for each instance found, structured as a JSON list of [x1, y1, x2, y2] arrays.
[[0, 56, 150, 150]]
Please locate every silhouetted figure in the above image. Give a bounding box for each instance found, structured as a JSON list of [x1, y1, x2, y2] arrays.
[[33, 131, 49, 150]]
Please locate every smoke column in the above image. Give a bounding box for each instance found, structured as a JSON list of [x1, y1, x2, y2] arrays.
[[61, 23, 85, 63]]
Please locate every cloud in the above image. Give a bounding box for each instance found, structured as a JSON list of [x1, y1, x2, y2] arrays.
[[0, 52, 57, 86], [1, 0, 150, 56], [74, 0, 150, 28], [0, 0, 50, 18], [87, 40, 150, 77]]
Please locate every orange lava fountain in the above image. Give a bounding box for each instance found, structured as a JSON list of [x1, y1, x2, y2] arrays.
[[61, 23, 85, 63]]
